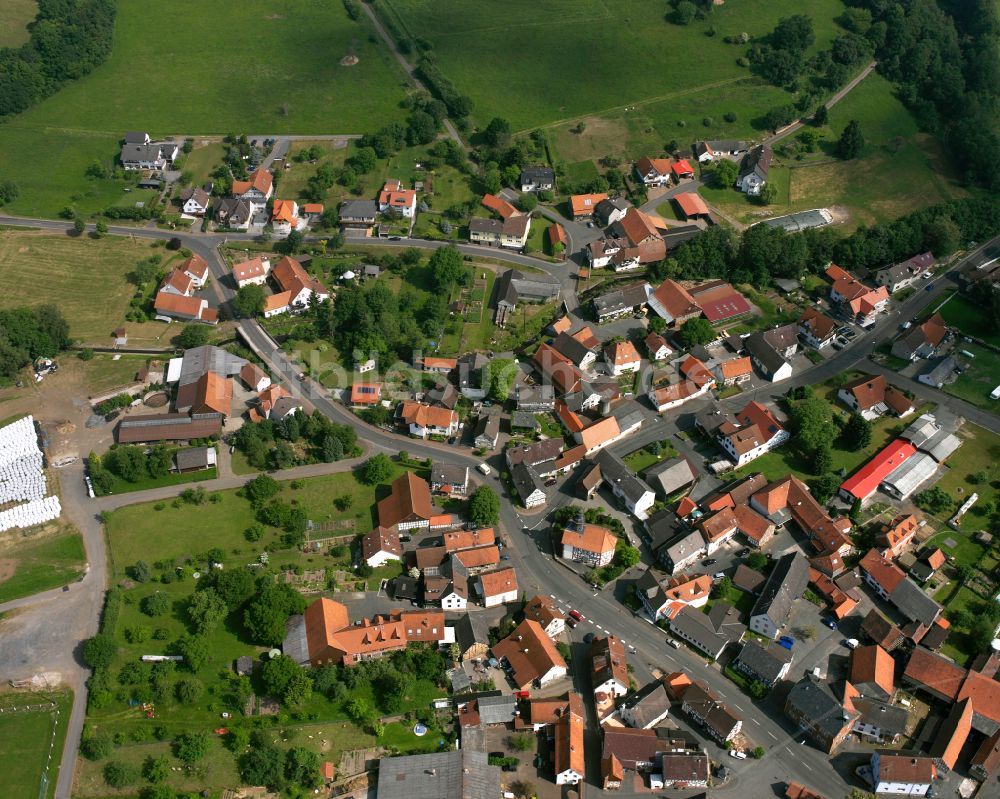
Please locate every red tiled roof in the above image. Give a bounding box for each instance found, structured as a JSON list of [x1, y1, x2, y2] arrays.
[[839, 439, 916, 501], [482, 193, 518, 220], [377, 472, 433, 529], [673, 192, 710, 217], [350, 383, 381, 405], [672, 159, 694, 176], [570, 193, 609, 217], [904, 647, 966, 701], [691, 282, 753, 323], [850, 644, 895, 696]]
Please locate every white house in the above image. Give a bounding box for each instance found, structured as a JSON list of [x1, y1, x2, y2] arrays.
[[271, 199, 300, 237], [716, 401, 790, 468], [479, 568, 518, 608], [180, 187, 210, 217], [523, 595, 567, 639], [181, 255, 210, 289], [398, 402, 459, 439], [634, 157, 673, 186], [737, 145, 772, 195], [379, 179, 417, 218], [604, 341, 642, 377], [232, 257, 270, 288], [520, 166, 554, 193], [360, 527, 401, 568], [590, 637, 629, 698], [232, 168, 273, 210], [158, 269, 194, 297], [648, 379, 712, 412], [441, 583, 468, 611]]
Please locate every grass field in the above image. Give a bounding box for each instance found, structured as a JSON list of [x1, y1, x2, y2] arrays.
[[0, 0, 410, 218], [385, 0, 845, 131], [943, 343, 1000, 413], [83, 355, 150, 395], [0, 691, 73, 799], [927, 422, 1000, 533], [0, 526, 87, 604], [0, 232, 165, 342], [0, 0, 36, 48], [936, 292, 1000, 347]]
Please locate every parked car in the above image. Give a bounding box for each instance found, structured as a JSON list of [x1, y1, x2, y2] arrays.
[[824, 618, 838, 630], [702, 558, 717, 566], [477, 463, 491, 475], [778, 635, 795, 650], [735, 548, 750, 558], [713, 572, 726, 579], [844, 638, 860, 649], [667, 637, 681, 649], [583, 632, 595, 644], [568, 609, 583, 622], [729, 750, 747, 760], [925, 283, 935, 291]]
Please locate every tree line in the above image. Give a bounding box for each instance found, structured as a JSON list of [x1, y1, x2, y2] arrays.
[[0, 0, 116, 118], [0, 304, 71, 380]]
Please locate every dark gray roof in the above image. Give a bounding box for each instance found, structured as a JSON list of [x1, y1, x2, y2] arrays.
[[732, 640, 792, 686], [659, 225, 703, 249], [121, 142, 175, 163], [178, 345, 247, 388], [474, 412, 500, 443], [593, 282, 650, 317], [282, 614, 309, 665], [762, 323, 799, 352], [476, 694, 517, 725], [853, 697, 908, 737], [520, 166, 554, 183], [609, 399, 645, 432], [454, 613, 490, 655], [506, 437, 563, 467], [515, 384, 554, 409], [745, 331, 788, 374], [510, 410, 540, 430], [376, 750, 500, 799], [888, 578, 941, 626], [552, 332, 594, 366], [750, 552, 809, 628], [669, 603, 745, 656], [645, 456, 697, 497], [510, 461, 545, 502], [595, 197, 632, 224], [644, 509, 686, 551], [658, 528, 705, 570], [431, 463, 468, 486], [469, 217, 504, 236], [494, 269, 559, 309], [427, 382, 459, 409], [124, 131, 149, 144], [785, 677, 857, 739], [174, 446, 213, 471], [214, 197, 253, 225], [392, 575, 420, 601], [595, 450, 652, 504], [738, 144, 772, 182], [620, 680, 671, 727], [340, 199, 379, 219], [695, 404, 730, 436]]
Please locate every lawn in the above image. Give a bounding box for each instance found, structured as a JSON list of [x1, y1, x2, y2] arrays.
[[936, 293, 1000, 348], [384, 0, 845, 130], [99, 464, 218, 497], [0, 232, 168, 342], [0, 526, 87, 604], [0, 0, 36, 48], [83, 355, 150, 395], [943, 343, 1000, 413], [0, 0, 410, 219], [0, 690, 73, 799], [925, 422, 1000, 533], [176, 140, 227, 189], [623, 445, 676, 476]]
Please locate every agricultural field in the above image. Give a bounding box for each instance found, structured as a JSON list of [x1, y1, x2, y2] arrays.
[[0, 0, 409, 219], [384, 0, 846, 131], [0, 525, 87, 604], [0, 690, 73, 799], [0, 0, 36, 48], [701, 73, 966, 228], [0, 232, 174, 343]]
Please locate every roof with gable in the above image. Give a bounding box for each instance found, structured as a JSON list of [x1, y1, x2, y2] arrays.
[[579, 415, 621, 451], [875, 753, 936, 785], [361, 526, 400, 562], [562, 523, 617, 557], [272, 198, 298, 224], [840, 439, 917, 501], [606, 339, 641, 367], [590, 635, 628, 690], [161, 268, 193, 295], [523, 595, 566, 629], [903, 647, 966, 701], [444, 528, 495, 552], [636, 156, 673, 178], [691, 282, 753, 323], [850, 645, 896, 697], [674, 192, 710, 217], [231, 167, 273, 196], [750, 551, 809, 627], [554, 692, 585, 778], [492, 619, 567, 686], [479, 567, 518, 599], [570, 192, 609, 216], [399, 401, 457, 431], [930, 698, 974, 770], [719, 356, 753, 380], [377, 472, 433, 529], [799, 307, 837, 341], [651, 279, 701, 321], [272, 255, 327, 299]]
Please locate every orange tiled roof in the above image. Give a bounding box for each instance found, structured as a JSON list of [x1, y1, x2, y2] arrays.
[[399, 400, 457, 430], [719, 356, 752, 379], [377, 471, 433, 529], [480, 566, 518, 598], [562, 523, 617, 556], [570, 193, 609, 216], [579, 416, 621, 450], [850, 644, 895, 696], [272, 199, 298, 224]]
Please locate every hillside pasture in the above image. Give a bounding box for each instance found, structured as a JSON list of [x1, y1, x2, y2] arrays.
[[0, 0, 36, 48]]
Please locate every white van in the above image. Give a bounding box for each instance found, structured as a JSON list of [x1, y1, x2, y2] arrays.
[[477, 463, 491, 476]]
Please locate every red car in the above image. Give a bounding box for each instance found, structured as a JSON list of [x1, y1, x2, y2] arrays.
[[568, 609, 583, 622], [514, 690, 530, 699]]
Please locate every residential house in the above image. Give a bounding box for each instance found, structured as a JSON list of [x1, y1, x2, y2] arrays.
[[120, 136, 178, 170], [737, 145, 772, 195], [180, 187, 210, 216], [876, 514, 919, 559], [669, 602, 745, 660], [523, 595, 566, 639], [561, 522, 617, 567], [861, 609, 906, 653], [595, 197, 632, 226], [750, 474, 852, 556], [827, 264, 889, 325], [652, 525, 706, 575], [619, 680, 672, 729], [698, 507, 740, 554], [554, 693, 585, 785], [908, 548, 947, 584], [231, 167, 273, 209], [635, 571, 712, 622], [716, 400, 789, 467], [443, 527, 496, 554], [469, 215, 531, 249], [611, 208, 669, 263], [892, 314, 948, 361], [694, 139, 748, 162], [592, 281, 650, 322], [378, 179, 417, 218], [714, 356, 753, 386], [339, 199, 379, 230], [837, 374, 914, 421], [859, 549, 942, 635], [748, 552, 809, 639], [271, 199, 300, 236], [270, 255, 329, 310], [570, 192, 609, 219], [552, 331, 598, 370], [644, 456, 696, 499], [153, 293, 218, 324], [634, 156, 674, 186], [601, 727, 661, 773], [850, 645, 896, 700], [360, 527, 401, 568], [374, 749, 499, 799], [453, 613, 490, 662], [214, 197, 253, 231], [594, 449, 656, 520], [745, 327, 796, 382], [288, 598, 448, 667], [875, 252, 935, 294], [918, 356, 960, 389], [510, 462, 546, 508], [159, 268, 194, 297], [784, 677, 858, 753], [590, 636, 629, 699], [473, 408, 501, 450], [648, 378, 712, 412], [520, 166, 554, 192], [605, 340, 641, 376], [492, 619, 568, 688], [645, 332, 672, 361], [681, 681, 743, 742], [397, 401, 459, 439], [660, 750, 710, 789], [672, 159, 696, 181], [430, 464, 469, 496], [870, 752, 935, 796], [506, 438, 563, 476], [377, 472, 434, 531], [494, 269, 560, 313], [232, 256, 270, 288], [798, 307, 838, 349], [731, 640, 793, 688], [478, 567, 518, 608], [349, 382, 382, 407]]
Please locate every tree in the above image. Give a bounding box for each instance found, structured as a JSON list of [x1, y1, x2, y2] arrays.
[[746, 552, 767, 571], [671, 1, 697, 25], [615, 540, 641, 568], [677, 317, 715, 348], [836, 120, 864, 160], [468, 485, 500, 528], [173, 732, 209, 763], [915, 486, 953, 515], [487, 357, 516, 401], [924, 216, 961, 256], [103, 760, 139, 788], [712, 576, 733, 598], [245, 473, 280, 505], [482, 117, 512, 149], [175, 677, 204, 704], [407, 110, 438, 145], [187, 588, 228, 633], [234, 284, 266, 318], [74, 217, 86, 235], [712, 159, 738, 188], [748, 681, 768, 700], [751, 745, 765, 759], [790, 397, 836, 454], [813, 104, 828, 126], [130, 559, 152, 582], [428, 244, 466, 290], [94, 220, 108, 237], [240, 740, 286, 791], [173, 633, 210, 672], [770, 15, 814, 52], [812, 444, 833, 475], [175, 324, 209, 349], [517, 193, 538, 213], [83, 635, 117, 671], [508, 733, 535, 752], [243, 583, 307, 646], [284, 229, 304, 253], [809, 473, 841, 504], [0, 180, 19, 205], [81, 733, 114, 760], [285, 746, 321, 788], [143, 755, 170, 784], [141, 592, 170, 617], [759, 182, 778, 205], [360, 453, 393, 485], [842, 412, 872, 449], [261, 654, 302, 697]]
